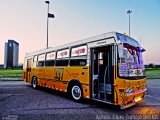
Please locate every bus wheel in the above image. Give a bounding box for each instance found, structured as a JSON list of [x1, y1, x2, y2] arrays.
[[32, 77, 38, 89], [71, 85, 82, 101]]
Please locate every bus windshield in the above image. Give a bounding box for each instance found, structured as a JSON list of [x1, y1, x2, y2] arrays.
[[118, 43, 145, 78]]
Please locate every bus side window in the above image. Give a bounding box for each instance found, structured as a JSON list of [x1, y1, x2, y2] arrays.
[[38, 61, 44, 67], [38, 54, 45, 67], [45, 60, 55, 66], [55, 60, 68, 66], [70, 59, 87, 66]]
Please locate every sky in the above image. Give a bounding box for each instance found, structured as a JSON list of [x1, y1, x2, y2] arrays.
[[0, 0, 160, 64]]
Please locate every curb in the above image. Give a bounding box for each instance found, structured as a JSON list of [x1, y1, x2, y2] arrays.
[[0, 80, 23, 81], [0, 77, 23, 81]]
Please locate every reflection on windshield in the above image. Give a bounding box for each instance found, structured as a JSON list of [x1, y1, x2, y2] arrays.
[[118, 44, 145, 77]]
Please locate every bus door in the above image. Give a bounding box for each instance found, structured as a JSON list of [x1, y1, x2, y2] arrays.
[[26, 59, 32, 83], [91, 45, 113, 102]]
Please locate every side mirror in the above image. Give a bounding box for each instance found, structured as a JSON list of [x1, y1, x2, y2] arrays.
[[140, 48, 146, 52]]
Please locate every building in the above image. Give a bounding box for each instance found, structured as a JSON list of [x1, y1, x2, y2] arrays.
[[4, 40, 19, 68]]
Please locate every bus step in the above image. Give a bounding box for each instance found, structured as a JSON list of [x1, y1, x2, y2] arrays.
[[99, 83, 111, 94], [97, 92, 111, 101], [98, 90, 111, 94], [98, 90, 106, 93]]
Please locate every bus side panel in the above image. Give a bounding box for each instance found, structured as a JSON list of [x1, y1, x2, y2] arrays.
[[30, 67, 38, 83], [31, 66, 90, 99], [37, 67, 45, 81], [45, 67, 55, 80], [63, 66, 90, 98], [43, 66, 90, 98]]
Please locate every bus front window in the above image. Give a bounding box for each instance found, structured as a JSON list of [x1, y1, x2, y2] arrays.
[[118, 44, 145, 79]]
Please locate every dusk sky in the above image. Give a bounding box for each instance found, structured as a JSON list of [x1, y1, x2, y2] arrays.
[[0, 0, 160, 64]]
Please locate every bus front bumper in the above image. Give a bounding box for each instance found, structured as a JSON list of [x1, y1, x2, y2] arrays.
[[120, 88, 147, 109]]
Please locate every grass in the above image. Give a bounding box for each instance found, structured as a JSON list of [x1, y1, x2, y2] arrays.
[[0, 68, 160, 79], [146, 68, 160, 74], [145, 68, 160, 79], [0, 69, 22, 77]]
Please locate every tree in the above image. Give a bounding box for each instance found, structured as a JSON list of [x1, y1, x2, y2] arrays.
[[148, 63, 155, 68]]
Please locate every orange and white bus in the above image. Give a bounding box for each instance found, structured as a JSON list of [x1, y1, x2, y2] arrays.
[[23, 32, 146, 109]]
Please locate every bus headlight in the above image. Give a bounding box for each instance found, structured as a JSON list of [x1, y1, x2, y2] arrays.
[[134, 97, 142, 102]]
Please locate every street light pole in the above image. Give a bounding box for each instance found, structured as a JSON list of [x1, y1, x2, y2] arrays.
[[127, 10, 132, 36], [45, 1, 50, 48]]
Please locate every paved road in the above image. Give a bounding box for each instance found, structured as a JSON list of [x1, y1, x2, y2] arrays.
[[0, 80, 160, 120]]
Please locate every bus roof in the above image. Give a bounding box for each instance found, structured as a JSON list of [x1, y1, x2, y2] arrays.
[[25, 31, 143, 58], [25, 31, 118, 57]]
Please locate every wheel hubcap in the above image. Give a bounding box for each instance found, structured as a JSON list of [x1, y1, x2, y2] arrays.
[[72, 86, 81, 100], [32, 78, 37, 88]]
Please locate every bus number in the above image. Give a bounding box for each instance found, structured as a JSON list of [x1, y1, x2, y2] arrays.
[[54, 68, 64, 81]]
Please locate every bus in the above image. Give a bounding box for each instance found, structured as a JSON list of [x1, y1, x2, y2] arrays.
[[23, 32, 146, 109]]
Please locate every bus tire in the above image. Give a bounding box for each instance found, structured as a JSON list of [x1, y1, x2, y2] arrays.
[[32, 77, 38, 89], [70, 84, 83, 101]]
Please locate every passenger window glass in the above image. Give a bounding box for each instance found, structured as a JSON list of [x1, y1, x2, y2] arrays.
[[70, 59, 86, 66], [56, 60, 68, 66], [45, 60, 55, 66], [38, 61, 44, 67]]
